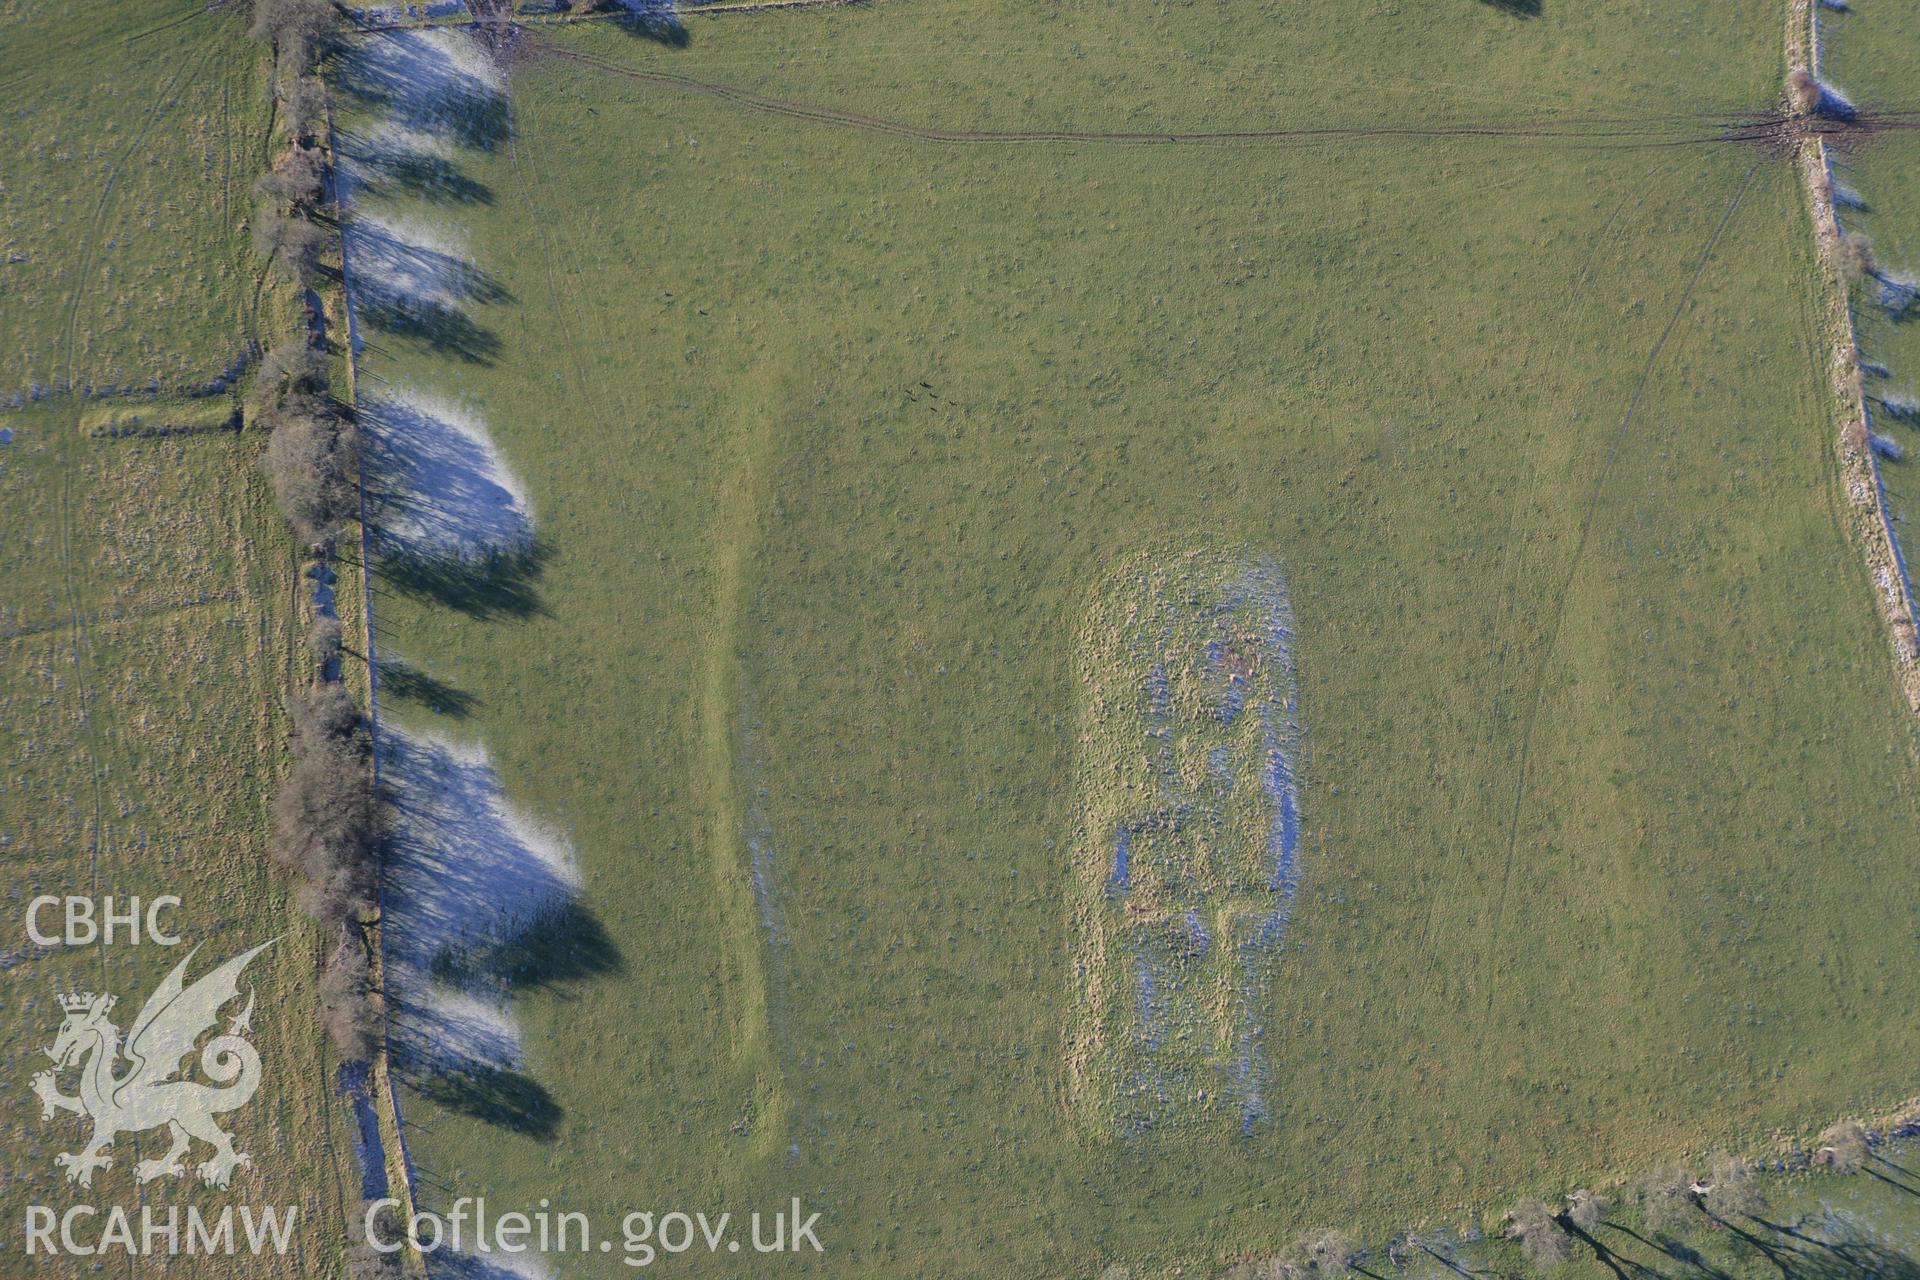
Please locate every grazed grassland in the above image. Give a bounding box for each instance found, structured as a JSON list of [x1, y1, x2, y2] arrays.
[[0, 2, 364, 1273], [0, 405, 360, 1274], [339, 2, 1920, 1277], [0, 0, 273, 403]]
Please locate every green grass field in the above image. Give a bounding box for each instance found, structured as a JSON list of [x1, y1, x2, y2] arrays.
[[0, 402, 362, 1275], [0, 3, 362, 1273], [0, 0, 274, 402], [335, 2, 1920, 1276]]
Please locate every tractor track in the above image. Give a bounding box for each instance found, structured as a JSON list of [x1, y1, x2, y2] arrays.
[[540, 42, 1802, 152], [49, 27, 220, 1274], [1479, 156, 1763, 1009]]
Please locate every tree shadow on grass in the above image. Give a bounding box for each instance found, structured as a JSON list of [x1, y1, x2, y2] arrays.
[[332, 31, 513, 152], [348, 218, 513, 308], [359, 392, 532, 562], [1864, 1163, 1920, 1199], [612, 3, 691, 46], [354, 151, 495, 207], [1566, 1221, 1662, 1280], [359, 297, 503, 365], [1604, 1224, 1734, 1280], [375, 539, 550, 622], [1412, 1240, 1496, 1279], [1869, 394, 1920, 426], [437, 1254, 558, 1280], [379, 658, 480, 718], [411, 1063, 561, 1140], [436, 900, 625, 991], [1749, 1214, 1920, 1278], [1720, 1216, 1812, 1280], [1478, 0, 1541, 14], [1597, 1213, 1920, 1280]]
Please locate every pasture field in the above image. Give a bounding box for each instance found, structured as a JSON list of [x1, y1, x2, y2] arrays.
[[334, 3, 1920, 1278], [0, 399, 361, 1275], [0, 0, 274, 404], [0, 2, 364, 1274]]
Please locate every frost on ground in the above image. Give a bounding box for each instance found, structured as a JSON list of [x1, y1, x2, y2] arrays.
[[433, 1251, 559, 1280], [335, 27, 524, 557], [334, 27, 507, 165], [1069, 551, 1305, 1137], [361, 388, 533, 560], [428, 1251, 556, 1280], [379, 725, 579, 1083], [339, 14, 579, 1151], [341, 212, 508, 363]]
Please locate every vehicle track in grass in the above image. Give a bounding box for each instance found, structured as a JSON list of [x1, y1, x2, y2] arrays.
[[54, 21, 219, 963], [538, 43, 1790, 152], [46, 27, 220, 1269], [1479, 157, 1763, 1011], [1326, 155, 1688, 1142]]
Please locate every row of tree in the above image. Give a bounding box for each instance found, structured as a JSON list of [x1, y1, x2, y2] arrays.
[[251, 0, 336, 285], [272, 681, 381, 1061], [1219, 1121, 1879, 1279], [1501, 1123, 1872, 1271], [245, 15, 410, 1280], [246, 0, 386, 1094]]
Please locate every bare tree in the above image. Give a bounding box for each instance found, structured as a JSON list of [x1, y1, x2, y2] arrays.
[[1505, 1198, 1571, 1270], [261, 402, 357, 548], [272, 683, 374, 926], [272, 741, 373, 923], [1843, 418, 1871, 456], [1701, 1154, 1765, 1221], [347, 1199, 407, 1276], [1254, 1229, 1359, 1280], [248, 341, 327, 419], [255, 145, 327, 212], [279, 74, 329, 148], [1635, 1164, 1697, 1235], [291, 679, 362, 747], [250, 0, 336, 71], [1566, 1189, 1609, 1233], [306, 614, 343, 669], [346, 1242, 405, 1279], [1788, 68, 1822, 114], [252, 202, 328, 285], [1838, 231, 1878, 285], [1818, 1120, 1871, 1173], [319, 925, 381, 1061]]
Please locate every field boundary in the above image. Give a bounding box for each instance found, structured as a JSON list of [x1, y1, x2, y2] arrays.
[[1790, 0, 1920, 709], [339, 0, 868, 35], [323, 80, 431, 1276]]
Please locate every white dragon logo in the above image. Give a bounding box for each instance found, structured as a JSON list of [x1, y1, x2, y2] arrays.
[[30, 940, 273, 1189]]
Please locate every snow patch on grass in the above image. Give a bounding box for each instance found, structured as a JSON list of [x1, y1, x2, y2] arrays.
[[343, 212, 483, 316]]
